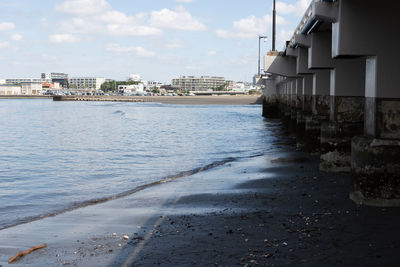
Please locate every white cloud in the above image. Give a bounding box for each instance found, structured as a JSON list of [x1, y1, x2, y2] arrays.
[[150, 6, 206, 31], [176, 0, 193, 2], [165, 39, 184, 49], [10, 34, 23, 41], [49, 34, 80, 43], [278, 29, 293, 45], [207, 50, 217, 56], [0, 22, 15, 31], [0, 41, 11, 49], [216, 14, 286, 39], [55, 0, 162, 38], [106, 43, 156, 57], [106, 24, 162, 36], [55, 0, 110, 16], [276, 0, 310, 17]]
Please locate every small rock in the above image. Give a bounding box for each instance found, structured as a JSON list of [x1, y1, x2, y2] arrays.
[[118, 244, 122, 247], [123, 235, 129, 240], [282, 242, 288, 247], [112, 233, 117, 237]]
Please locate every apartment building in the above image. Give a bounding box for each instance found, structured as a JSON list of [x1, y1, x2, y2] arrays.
[[41, 73, 69, 88], [69, 77, 106, 90], [172, 76, 226, 91]]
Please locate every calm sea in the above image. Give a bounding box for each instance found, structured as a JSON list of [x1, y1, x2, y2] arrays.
[[0, 99, 276, 229]]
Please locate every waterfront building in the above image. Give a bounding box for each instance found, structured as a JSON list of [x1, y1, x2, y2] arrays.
[[6, 78, 43, 84], [0, 84, 21, 95], [0, 79, 6, 84], [21, 82, 42, 95], [69, 77, 106, 90], [41, 73, 69, 88], [172, 76, 226, 91], [118, 83, 144, 94]]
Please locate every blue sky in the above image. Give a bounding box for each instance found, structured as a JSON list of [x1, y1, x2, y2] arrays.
[[0, 0, 310, 83]]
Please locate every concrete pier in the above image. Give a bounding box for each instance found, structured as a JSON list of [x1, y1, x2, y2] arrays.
[[261, 0, 400, 206]]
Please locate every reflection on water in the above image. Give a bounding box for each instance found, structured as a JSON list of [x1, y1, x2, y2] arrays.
[[0, 99, 275, 229]]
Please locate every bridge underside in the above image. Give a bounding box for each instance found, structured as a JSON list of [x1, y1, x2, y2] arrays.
[[261, 0, 400, 207]]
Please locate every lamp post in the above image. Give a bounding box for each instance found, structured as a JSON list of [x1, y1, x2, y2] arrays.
[[258, 35, 267, 76], [272, 0, 276, 51]]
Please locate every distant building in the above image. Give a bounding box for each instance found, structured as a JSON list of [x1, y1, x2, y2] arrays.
[[6, 78, 43, 84], [172, 76, 226, 91], [69, 77, 106, 90], [21, 82, 42, 95], [127, 74, 141, 82], [146, 81, 163, 90], [118, 83, 144, 94], [0, 79, 7, 84], [41, 73, 69, 88], [0, 81, 42, 95], [0, 84, 21, 95]]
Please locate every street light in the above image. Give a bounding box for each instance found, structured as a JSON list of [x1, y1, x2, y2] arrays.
[[258, 35, 268, 76]]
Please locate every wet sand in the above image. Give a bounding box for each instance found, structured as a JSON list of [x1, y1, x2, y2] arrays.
[[0, 125, 399, 266]]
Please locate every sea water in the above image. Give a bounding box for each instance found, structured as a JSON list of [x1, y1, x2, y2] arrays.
[[0, 99, 277, 229]]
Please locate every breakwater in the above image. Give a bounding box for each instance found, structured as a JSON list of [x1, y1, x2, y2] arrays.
[[53, 95, 151, 102]]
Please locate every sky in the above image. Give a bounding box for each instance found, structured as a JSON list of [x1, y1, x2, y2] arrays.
[[0, 0, 311, 83]]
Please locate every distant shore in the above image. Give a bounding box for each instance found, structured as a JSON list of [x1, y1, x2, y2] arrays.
[[53, 95, 263, 105], [0, 95, 263, 105], [0, 95, 52, 99]]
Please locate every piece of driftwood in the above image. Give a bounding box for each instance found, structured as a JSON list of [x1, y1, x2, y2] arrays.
[[8, 243, 47, 264]]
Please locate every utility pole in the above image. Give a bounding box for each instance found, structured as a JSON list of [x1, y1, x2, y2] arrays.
[[272, 0, 276, 51]]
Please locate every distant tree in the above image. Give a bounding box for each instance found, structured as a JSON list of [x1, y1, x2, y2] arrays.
[[213, 83, 226, 91]]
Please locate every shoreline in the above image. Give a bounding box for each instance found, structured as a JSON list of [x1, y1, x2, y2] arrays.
[[54, 95, 263, 105], [0, 124, 399, 266], [0, 95, 263, 105]]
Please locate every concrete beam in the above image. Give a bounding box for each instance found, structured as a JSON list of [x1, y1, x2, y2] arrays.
[[294, 34, 311, 48], [312, 1, 338, 23], [264, 55, 298, 78]]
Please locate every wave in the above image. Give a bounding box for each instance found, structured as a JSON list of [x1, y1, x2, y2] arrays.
[[0, 156, 240, 231]]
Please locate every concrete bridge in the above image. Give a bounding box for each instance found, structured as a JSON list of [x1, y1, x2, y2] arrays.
[[260, 0, 400, 207]]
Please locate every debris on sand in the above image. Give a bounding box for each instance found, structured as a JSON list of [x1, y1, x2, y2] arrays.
[[8, 243, 47, 264]]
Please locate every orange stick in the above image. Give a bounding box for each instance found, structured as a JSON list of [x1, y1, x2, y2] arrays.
[[8, 243, 47, 264]]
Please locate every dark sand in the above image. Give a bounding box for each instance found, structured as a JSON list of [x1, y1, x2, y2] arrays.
[[0, 121, 399, 266]]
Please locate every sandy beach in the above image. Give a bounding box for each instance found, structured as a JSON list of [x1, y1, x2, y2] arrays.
[[0, 121, 399, 266]]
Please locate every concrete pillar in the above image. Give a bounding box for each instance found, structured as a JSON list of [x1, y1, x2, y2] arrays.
[[296, 75, 313, 148], [302, 69, 330, 153], [309, 30, 366, 172], [262, 76, 280, 118], [331, 0, 400, 206], [352, 54, 400, 206]]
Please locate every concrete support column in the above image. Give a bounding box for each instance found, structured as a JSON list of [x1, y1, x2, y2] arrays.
[[289, 80, 298, 134], [320, 59, 366, 172], [303, 70, 330, 153], [262, 76, 280, 118], [296, 75, 312, 148], [351, 54, 400, 206]]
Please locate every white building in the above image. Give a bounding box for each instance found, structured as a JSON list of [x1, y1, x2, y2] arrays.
[[0, 84, 21, 95], [6, 78, 43, 84], [0, 79, 6, 84], [172, 76, 226, 91], [118, 83, 144, 94], [69, 77, 106, 90], [21, 82, 42, 95], [127, 74, 141, 82]]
